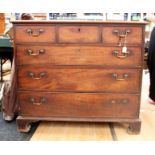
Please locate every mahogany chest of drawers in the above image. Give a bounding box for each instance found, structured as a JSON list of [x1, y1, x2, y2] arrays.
[[2, 20, 146, 133]]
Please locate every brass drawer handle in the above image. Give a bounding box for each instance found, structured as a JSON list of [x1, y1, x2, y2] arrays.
[[28, 72, 46, 80], [26, 28, 44, 37], [112, 73, 129, 81], [111, 100, 117, 104], [27, 49, 45, 56], [113, 29, 131, 46], [112, 50, 131, 59], [29, 96, 47, 105], [111, 99, 128, 104], [113, 29, 131, 37], [121, 99, 128, 104]]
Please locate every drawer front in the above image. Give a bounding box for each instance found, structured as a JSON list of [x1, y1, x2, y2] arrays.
[[16, 45, 142, 67], [18, 92, 139, 118], [15, 26, 56, 43], [17, 67, 141, 93], [102, 26, 143, 45], [58, 26, 100, 43]]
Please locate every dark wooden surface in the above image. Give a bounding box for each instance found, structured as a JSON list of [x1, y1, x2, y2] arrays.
[[18, 92, 139, 118], [2, 20, 146, 133], [11, 20, 147, 24], [58, 26, 100, 43], [15, 26, 56, 43], [16, 46, 142, 67], [102, 26, 143, 45], [17, 67, 141, 93]]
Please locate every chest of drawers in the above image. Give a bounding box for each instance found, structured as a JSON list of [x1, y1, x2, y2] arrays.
[[3, 20, 146, 133]]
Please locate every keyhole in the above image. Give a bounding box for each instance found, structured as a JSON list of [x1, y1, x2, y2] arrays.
[[78, 28, 81, 32]]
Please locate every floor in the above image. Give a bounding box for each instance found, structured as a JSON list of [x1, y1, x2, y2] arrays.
[[31, 71, 155, 141], [0, 112, 39, 141], [1, 61, 155, 141], [0, 60, 39, 141]]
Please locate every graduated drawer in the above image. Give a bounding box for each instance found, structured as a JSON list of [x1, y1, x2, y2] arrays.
[[17, 92, 139, 118], [16, 45, 142, 67], [14, 25, 56, 43], [102, 26, 143, 45], [17, 67, 141, 93], [58, 26, 100, 43]]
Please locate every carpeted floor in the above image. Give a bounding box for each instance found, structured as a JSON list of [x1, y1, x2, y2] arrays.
[[0, 61, 40, 141], [0, 112, 39, 141], [0, 83, 39, 141]]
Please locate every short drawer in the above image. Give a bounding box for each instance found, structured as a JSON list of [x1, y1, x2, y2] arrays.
[[15, 25, 56, 43], [18, 92, 140, 118], [17, 67, 141, 93], [58, 26, 101, 43], [102, 26, 143, 45], [16, 45, 142, 67]]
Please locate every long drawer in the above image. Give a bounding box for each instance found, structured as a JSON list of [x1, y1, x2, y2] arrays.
[[18, 92, 140, 118], [16, 45, 142, 67], [17, 67, 141, 93]]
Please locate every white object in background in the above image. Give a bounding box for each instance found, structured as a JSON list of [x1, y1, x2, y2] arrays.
[[77, 13, 85, 20], [127, 13, 131, 21], [0, 83, 4, 101], [46, 13, 49, 20], [107, 13, 124, 21], [144, 13, 155, 22]]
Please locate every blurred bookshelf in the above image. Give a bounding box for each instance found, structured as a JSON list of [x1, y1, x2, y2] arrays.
[[47, 13, 149, 21], [6, 13, 153, 22]]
